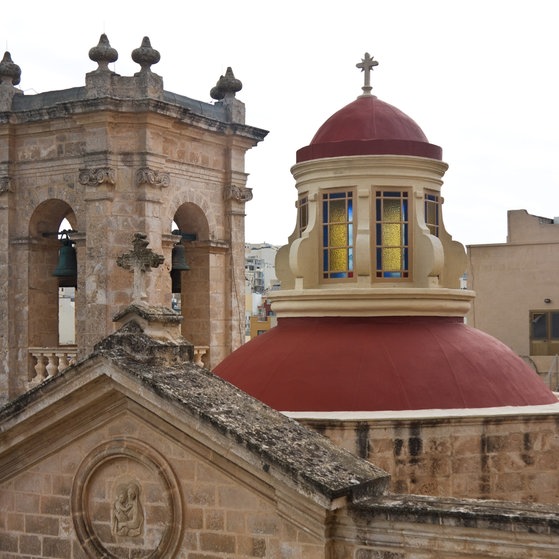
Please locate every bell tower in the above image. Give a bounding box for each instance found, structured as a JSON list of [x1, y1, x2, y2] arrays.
[[0, 35, 267, 402]]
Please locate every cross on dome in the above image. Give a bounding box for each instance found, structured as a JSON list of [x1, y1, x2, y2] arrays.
[[356, 52, 378, 96]]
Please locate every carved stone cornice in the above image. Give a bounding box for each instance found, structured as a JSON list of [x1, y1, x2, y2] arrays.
[[78, 167, 116, 187], [0, 176, 12, 193], [224, 184, 253, 203], [136, 167, 170, 188]]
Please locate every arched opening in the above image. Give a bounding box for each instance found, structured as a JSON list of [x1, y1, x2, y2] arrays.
[[56, 217, 76, 345], [171, 203, 210, 351], [28, 200, 78, 379]]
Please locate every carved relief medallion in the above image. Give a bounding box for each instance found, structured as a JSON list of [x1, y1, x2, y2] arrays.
[[72, 439, 182, 558], [112, 481, 144, 537]]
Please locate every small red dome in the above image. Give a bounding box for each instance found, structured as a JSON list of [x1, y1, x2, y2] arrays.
[[297, 96, 442, 162], [214, 317, 557, 412]]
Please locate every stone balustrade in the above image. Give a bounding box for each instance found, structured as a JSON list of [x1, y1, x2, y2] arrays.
[[193, 346, 209, 367], [29, 348, 78, 384], [29, 344, 209, 386]]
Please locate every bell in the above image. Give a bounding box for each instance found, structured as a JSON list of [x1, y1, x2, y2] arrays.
[[171, 243, 190, 272], [53, 239, 77, 286], [171, 243, 190, 293]]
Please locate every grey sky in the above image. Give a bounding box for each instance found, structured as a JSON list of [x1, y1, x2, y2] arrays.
[[3, 0, 558, 247]]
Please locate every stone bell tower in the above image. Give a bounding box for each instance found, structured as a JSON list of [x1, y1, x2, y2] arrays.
[[0, 35, 267, 402]]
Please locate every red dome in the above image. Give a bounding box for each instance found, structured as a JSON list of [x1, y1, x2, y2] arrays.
[[297, 96, 442, 162], [214, 317, 557, 412]]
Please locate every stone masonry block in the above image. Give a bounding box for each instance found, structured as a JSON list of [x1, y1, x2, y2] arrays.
[[40, 495, 70, 516], [43, 536, 72, 558], [25, 514, 59, 535], [19, 534, 41, 555], [200, 532, 236, 554]]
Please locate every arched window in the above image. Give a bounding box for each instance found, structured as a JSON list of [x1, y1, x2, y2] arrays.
[[56, 218, 76, 345], [171, 204, 208, 348]]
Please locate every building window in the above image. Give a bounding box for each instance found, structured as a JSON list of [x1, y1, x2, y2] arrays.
[[298, 195, 308, 237], [424, 192, 440, 237], [375, 190, 409, 278], [530, 310, 559, 355], [322, 191, 353, 279]]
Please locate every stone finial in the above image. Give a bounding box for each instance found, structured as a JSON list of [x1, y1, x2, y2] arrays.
[[210, 67, 242, 100], [89, 34, 118, 72], [131, 37, 160, 73], [0, 52, 21, 86], [116, 233, 165, 302], [356, 52, 378, 96]]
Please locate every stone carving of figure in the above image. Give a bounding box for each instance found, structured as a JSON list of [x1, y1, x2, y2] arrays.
[[112, 482, 144, 537]]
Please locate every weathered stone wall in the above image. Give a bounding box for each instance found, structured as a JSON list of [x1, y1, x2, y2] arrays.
[[0, 71, 266, 401], [3, 407, 558, 559], [298, 410, 559, 504], [0, 411, 326, 558], [333, 496, 559, 559]]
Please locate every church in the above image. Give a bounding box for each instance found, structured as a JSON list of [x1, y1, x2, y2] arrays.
[[1, 37, 558, 558]]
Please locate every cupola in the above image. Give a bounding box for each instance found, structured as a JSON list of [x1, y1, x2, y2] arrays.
[[214, 54, 557, 412]]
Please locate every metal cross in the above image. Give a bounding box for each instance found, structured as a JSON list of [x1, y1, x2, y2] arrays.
[[356, 52, 378, 95], [116, 233, 164, 302]]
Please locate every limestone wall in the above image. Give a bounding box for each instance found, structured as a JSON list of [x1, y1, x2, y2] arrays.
[[0, 410, 327, 558], [333, 496, 559, 559], [0, 91, 265, 401], [297, 409, 559, 504]]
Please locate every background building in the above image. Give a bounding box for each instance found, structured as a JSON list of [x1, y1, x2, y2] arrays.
[[467, 209, 559, 388], [244, 243, 279, 339]]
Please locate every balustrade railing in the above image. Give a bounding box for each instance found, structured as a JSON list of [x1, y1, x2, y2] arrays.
[[29, 344, 209, 386], [29, 347, 78, 385], [193, 346, 209, 367]]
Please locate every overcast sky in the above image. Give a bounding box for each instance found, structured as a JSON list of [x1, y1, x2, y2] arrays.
[[3, 0, 558, 247]]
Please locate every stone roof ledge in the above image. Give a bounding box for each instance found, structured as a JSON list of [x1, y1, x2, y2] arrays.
[[97, 350, 391, 507], [113, 301, 183, 341], [0, 323, 389, 510], [101, 303, 193, 364]]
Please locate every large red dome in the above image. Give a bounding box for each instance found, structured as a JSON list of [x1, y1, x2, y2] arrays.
[[296, 96, 442, 162], [214, 316, 557, 412]]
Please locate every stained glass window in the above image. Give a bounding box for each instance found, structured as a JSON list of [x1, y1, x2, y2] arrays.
[[425, 193, 440, 237], [322, 191, 353, 279], [375, 191, 409, 278]]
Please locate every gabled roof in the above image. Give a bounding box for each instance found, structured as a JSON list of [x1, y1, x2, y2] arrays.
[[0, 321, 389, 508]]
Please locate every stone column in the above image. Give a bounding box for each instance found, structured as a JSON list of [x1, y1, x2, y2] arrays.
[[81, 166, 119, 355]]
